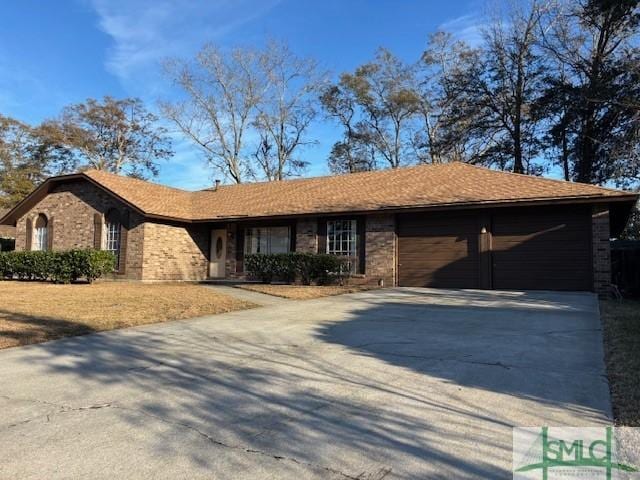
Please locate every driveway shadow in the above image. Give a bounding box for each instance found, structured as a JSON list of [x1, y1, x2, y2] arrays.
[[314, 288, 610, 415], [0, 288, 610, 479]]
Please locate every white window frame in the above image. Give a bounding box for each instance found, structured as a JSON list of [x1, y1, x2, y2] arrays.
[[326, 219, 358, 273], [104, 220, 121, 269], [244, 226, 291, 255], [34, 224, 48, 251]]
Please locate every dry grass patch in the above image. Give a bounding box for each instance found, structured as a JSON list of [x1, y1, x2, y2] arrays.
[[239, 284, 377, 300], [0, 282, 255, 349], [601, 299, 640, 426]]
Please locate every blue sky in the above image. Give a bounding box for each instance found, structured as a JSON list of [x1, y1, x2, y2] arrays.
[[0, 0, 483, 190]]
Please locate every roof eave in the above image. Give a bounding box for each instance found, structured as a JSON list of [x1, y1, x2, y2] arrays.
[[1, 172, 637, 226], [186, 192, 639, 223]]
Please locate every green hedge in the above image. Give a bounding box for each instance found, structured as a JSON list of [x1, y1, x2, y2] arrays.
[[245, 253, 348, 285], [0, 249, 116, 283]]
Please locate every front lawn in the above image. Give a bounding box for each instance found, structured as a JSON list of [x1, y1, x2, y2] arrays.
[[0, 282, 255, 349], [238, 284, 376, 300], [601, 299, 640, 426]]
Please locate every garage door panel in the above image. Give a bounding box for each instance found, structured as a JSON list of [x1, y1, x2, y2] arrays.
[[492, 206, 592, 291], [492, 249, 590, 258], [398, 212, 479, 288], [397, 206, 593, 291], [399, 240, 473, 253], [494, 231, 587, 243]]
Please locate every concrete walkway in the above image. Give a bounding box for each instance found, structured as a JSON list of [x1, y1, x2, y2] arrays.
[[0, 288, 610, 479]]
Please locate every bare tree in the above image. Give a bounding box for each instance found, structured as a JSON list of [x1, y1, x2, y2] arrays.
[[162, 45, 266, 183], [163, 42, 322, 183], [249, 41, 323, 181], [417, 32, 489, 163], [452, 0, 549, 173], [539, 0, 640, 186]]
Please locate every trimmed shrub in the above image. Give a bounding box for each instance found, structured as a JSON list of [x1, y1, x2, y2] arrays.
[[245, 254, 277, 283], [244, 252, 347, 285], [0, 249, 116, 283], [272, 253, 298, 283], [299, 253, 347, 286], [4, 251, 55, 280], [83, 250, 117, 283]]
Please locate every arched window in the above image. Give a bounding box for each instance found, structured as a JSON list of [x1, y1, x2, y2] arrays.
[[34, 214, 48, 251], [104, 209, 121, 269]]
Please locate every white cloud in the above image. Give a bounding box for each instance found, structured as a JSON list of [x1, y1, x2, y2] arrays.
[[438, 13, 485, 47], [88, 0, 281, 94], [84, 0, 283, 188]]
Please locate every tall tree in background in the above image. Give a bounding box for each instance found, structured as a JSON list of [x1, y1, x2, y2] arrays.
[[163, 43, 321, 183], [251, 41, 324, 180], [162, 45, 265, 183], [418, 32, 486, 163], [541, 0, 640, 186], [323, 49, 421, 170], [453, 0, 548, 173], [320, 84, 377, 173], [0, 116, 42, 209], [0, 116, 73, 208], [49, 97, 172, 178]]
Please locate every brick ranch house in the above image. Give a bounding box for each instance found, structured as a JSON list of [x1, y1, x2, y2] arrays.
[[1, 162, 637, 294]]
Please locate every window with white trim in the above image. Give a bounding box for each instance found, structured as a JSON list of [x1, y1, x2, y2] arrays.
[[34, 214, 48, 251], [104, 210, 121, 269], [326, 219, 357, 273], [244, 226, 290, 254]]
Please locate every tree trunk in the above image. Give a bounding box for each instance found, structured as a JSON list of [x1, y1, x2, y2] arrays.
[[513, 132, 524, 174], [577, 116, 596, 183], [561, 128, 570, 181]]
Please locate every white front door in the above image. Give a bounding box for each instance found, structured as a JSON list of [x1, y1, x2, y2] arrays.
[[209, 229, 227, 278]]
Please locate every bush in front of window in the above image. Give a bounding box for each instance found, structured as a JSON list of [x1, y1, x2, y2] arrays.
[[244, 253, 278, 283], [0, 249, 116, 283], [0, 251, 55, 280], [244, 253, 347, 285], [297, 253, 347, 285]]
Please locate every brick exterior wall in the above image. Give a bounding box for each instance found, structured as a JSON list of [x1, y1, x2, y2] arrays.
[[141, 222, 209, 281], [14, 181, 144, 280], [12, 179, 612, 291], [364, 214, 397, 287], [295, 218, 317, 253], [224, 215, 398, 285], [592, 205, 611, 296], [0, 225, 15, 239]]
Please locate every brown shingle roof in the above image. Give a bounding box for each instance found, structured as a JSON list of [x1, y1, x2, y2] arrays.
[[0, 162, 634, 226], [82, 162, 634, 221], [84, 170, 195, 220]]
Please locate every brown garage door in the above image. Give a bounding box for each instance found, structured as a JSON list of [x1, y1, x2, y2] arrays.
[[398, 212, 480, 288], [491, 206, 592, 291]]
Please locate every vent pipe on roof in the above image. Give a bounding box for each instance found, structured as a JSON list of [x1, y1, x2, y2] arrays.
[[214, 179, 221, 191]]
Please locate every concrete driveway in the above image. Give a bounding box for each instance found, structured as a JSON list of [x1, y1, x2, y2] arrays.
[[0, 288, 610, 479]]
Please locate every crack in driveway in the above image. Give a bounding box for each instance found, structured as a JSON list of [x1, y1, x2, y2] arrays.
[[0, 395, 384, 480]]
